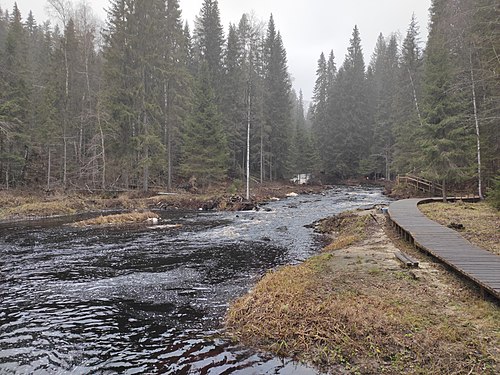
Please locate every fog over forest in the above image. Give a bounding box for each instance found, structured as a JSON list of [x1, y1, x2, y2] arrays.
[[0, 0, 498, 196]]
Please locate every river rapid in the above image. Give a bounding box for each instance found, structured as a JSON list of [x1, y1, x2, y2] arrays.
[[0, 186, 390, 374]]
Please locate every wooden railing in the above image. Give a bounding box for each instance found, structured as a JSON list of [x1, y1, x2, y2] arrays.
[[397, 174, 443, 196]]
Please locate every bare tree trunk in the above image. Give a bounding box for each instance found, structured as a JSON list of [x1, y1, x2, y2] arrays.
[[99, 123, 106, 190], [269, 154, 272, 182], [442, 178, 447, 203], [260, 127, 264, 183], [63, 132, 68, 188], [407, 67, 423, 127], [246, 85, 251, 200], [385, 147, 390, 181], [143, 112, 149, 192], [47, 146, 51, 190], [163, 81, 172, 192], [470, 48, 483, 200]]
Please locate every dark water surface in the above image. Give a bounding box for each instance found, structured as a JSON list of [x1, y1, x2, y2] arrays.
[[0, 186, 390, 374]]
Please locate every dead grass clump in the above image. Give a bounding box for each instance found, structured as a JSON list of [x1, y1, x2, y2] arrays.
[[419, 202, 500, 255], [72, 211, 159, 227], [226, 253, 499, 374], [225, 213, 500, 374], [316, 212, 376, 251], [1, 200, 78, 219]]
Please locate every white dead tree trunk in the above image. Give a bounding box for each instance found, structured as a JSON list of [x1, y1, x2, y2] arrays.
[[246, 83, 251, 201], [407, 67, 423, 127], [469, 48, 483, 199]]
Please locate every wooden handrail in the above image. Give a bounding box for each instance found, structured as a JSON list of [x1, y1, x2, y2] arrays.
[[397, 174, 443, 196]]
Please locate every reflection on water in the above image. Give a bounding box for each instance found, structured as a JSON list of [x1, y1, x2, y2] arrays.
[[0, 186, 389, 374]]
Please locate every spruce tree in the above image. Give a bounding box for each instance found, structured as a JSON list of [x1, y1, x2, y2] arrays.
[[193, 0, 225, 100], [419, 0, 473, 198], [0, 4, 29, 186], [263, 15, 292, 180], [393, 14, 424, 175], [310, 52, 328, 171], [222, 22, 246, 176], [330, 26, 369, 179], [102, 0, 135, 188], [163, 0, 192, 190], [180, 62, 228, 188], [367, 33, 399, 179]]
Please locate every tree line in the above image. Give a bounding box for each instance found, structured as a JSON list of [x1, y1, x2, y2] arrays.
[[310, 0, 498, 196], [0, 0, 498, 195]]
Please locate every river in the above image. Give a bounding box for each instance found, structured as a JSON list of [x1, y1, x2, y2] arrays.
[[0, 186, 390, 374]]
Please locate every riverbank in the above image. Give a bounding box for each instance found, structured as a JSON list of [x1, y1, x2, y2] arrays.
[[225, 209, 499, 374], [0, 182, 326, 221]]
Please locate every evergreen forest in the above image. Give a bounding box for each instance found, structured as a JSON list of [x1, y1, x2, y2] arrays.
[[0, 0, 498, 195]]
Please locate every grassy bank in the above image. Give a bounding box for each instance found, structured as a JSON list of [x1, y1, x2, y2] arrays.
[[0, 183, 325, 221], [225, 210, 499, 374], [419, 201, 500, 255]]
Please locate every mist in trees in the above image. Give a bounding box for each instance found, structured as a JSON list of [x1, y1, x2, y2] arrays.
[[310, 0, 498, 194], [0, 0, 497, 195]]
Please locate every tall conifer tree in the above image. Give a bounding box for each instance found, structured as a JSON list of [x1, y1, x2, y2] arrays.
[[263, 15, 292, 180]]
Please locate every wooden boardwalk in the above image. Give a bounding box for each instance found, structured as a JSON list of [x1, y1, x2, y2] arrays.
[[388, 198, 500, 300]]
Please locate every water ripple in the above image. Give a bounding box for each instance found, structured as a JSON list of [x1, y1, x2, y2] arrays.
[[0, 186, 389, 373]]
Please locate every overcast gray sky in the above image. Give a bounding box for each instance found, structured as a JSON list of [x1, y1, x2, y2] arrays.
[[3, 0, 431, 102]]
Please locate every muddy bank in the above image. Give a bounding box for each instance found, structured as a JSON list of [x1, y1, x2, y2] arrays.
[[225, 209, 500, 374]]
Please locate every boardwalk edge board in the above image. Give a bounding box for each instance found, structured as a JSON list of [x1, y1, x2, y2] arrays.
[[387, 198, 500, 300]]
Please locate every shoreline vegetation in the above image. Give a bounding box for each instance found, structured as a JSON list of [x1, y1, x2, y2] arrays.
[[0, 182, 330, 223], [225, 207, 499, 374], [1, 183, 498, 373]]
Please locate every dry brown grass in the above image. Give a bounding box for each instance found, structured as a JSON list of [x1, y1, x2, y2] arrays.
[[71, 211, 159, 227], [316, 212, 376, 252], [225, 211, 500, 374], [0, 191, 86, 219], [419, 202, 500, 255], [0, 191, 151, 221]]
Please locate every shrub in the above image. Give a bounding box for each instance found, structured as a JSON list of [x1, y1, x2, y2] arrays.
[[486, 176, 500, 211]]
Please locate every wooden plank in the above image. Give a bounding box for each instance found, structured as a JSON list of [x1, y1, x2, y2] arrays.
[[395, 251, 419, 268], [388, 198, 500, 300]]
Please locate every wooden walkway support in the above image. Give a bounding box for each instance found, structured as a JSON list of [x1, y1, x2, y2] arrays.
[[388, 198, 500, 300]]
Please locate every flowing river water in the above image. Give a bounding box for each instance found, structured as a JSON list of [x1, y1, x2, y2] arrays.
[[0, 186, 390, 374]]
